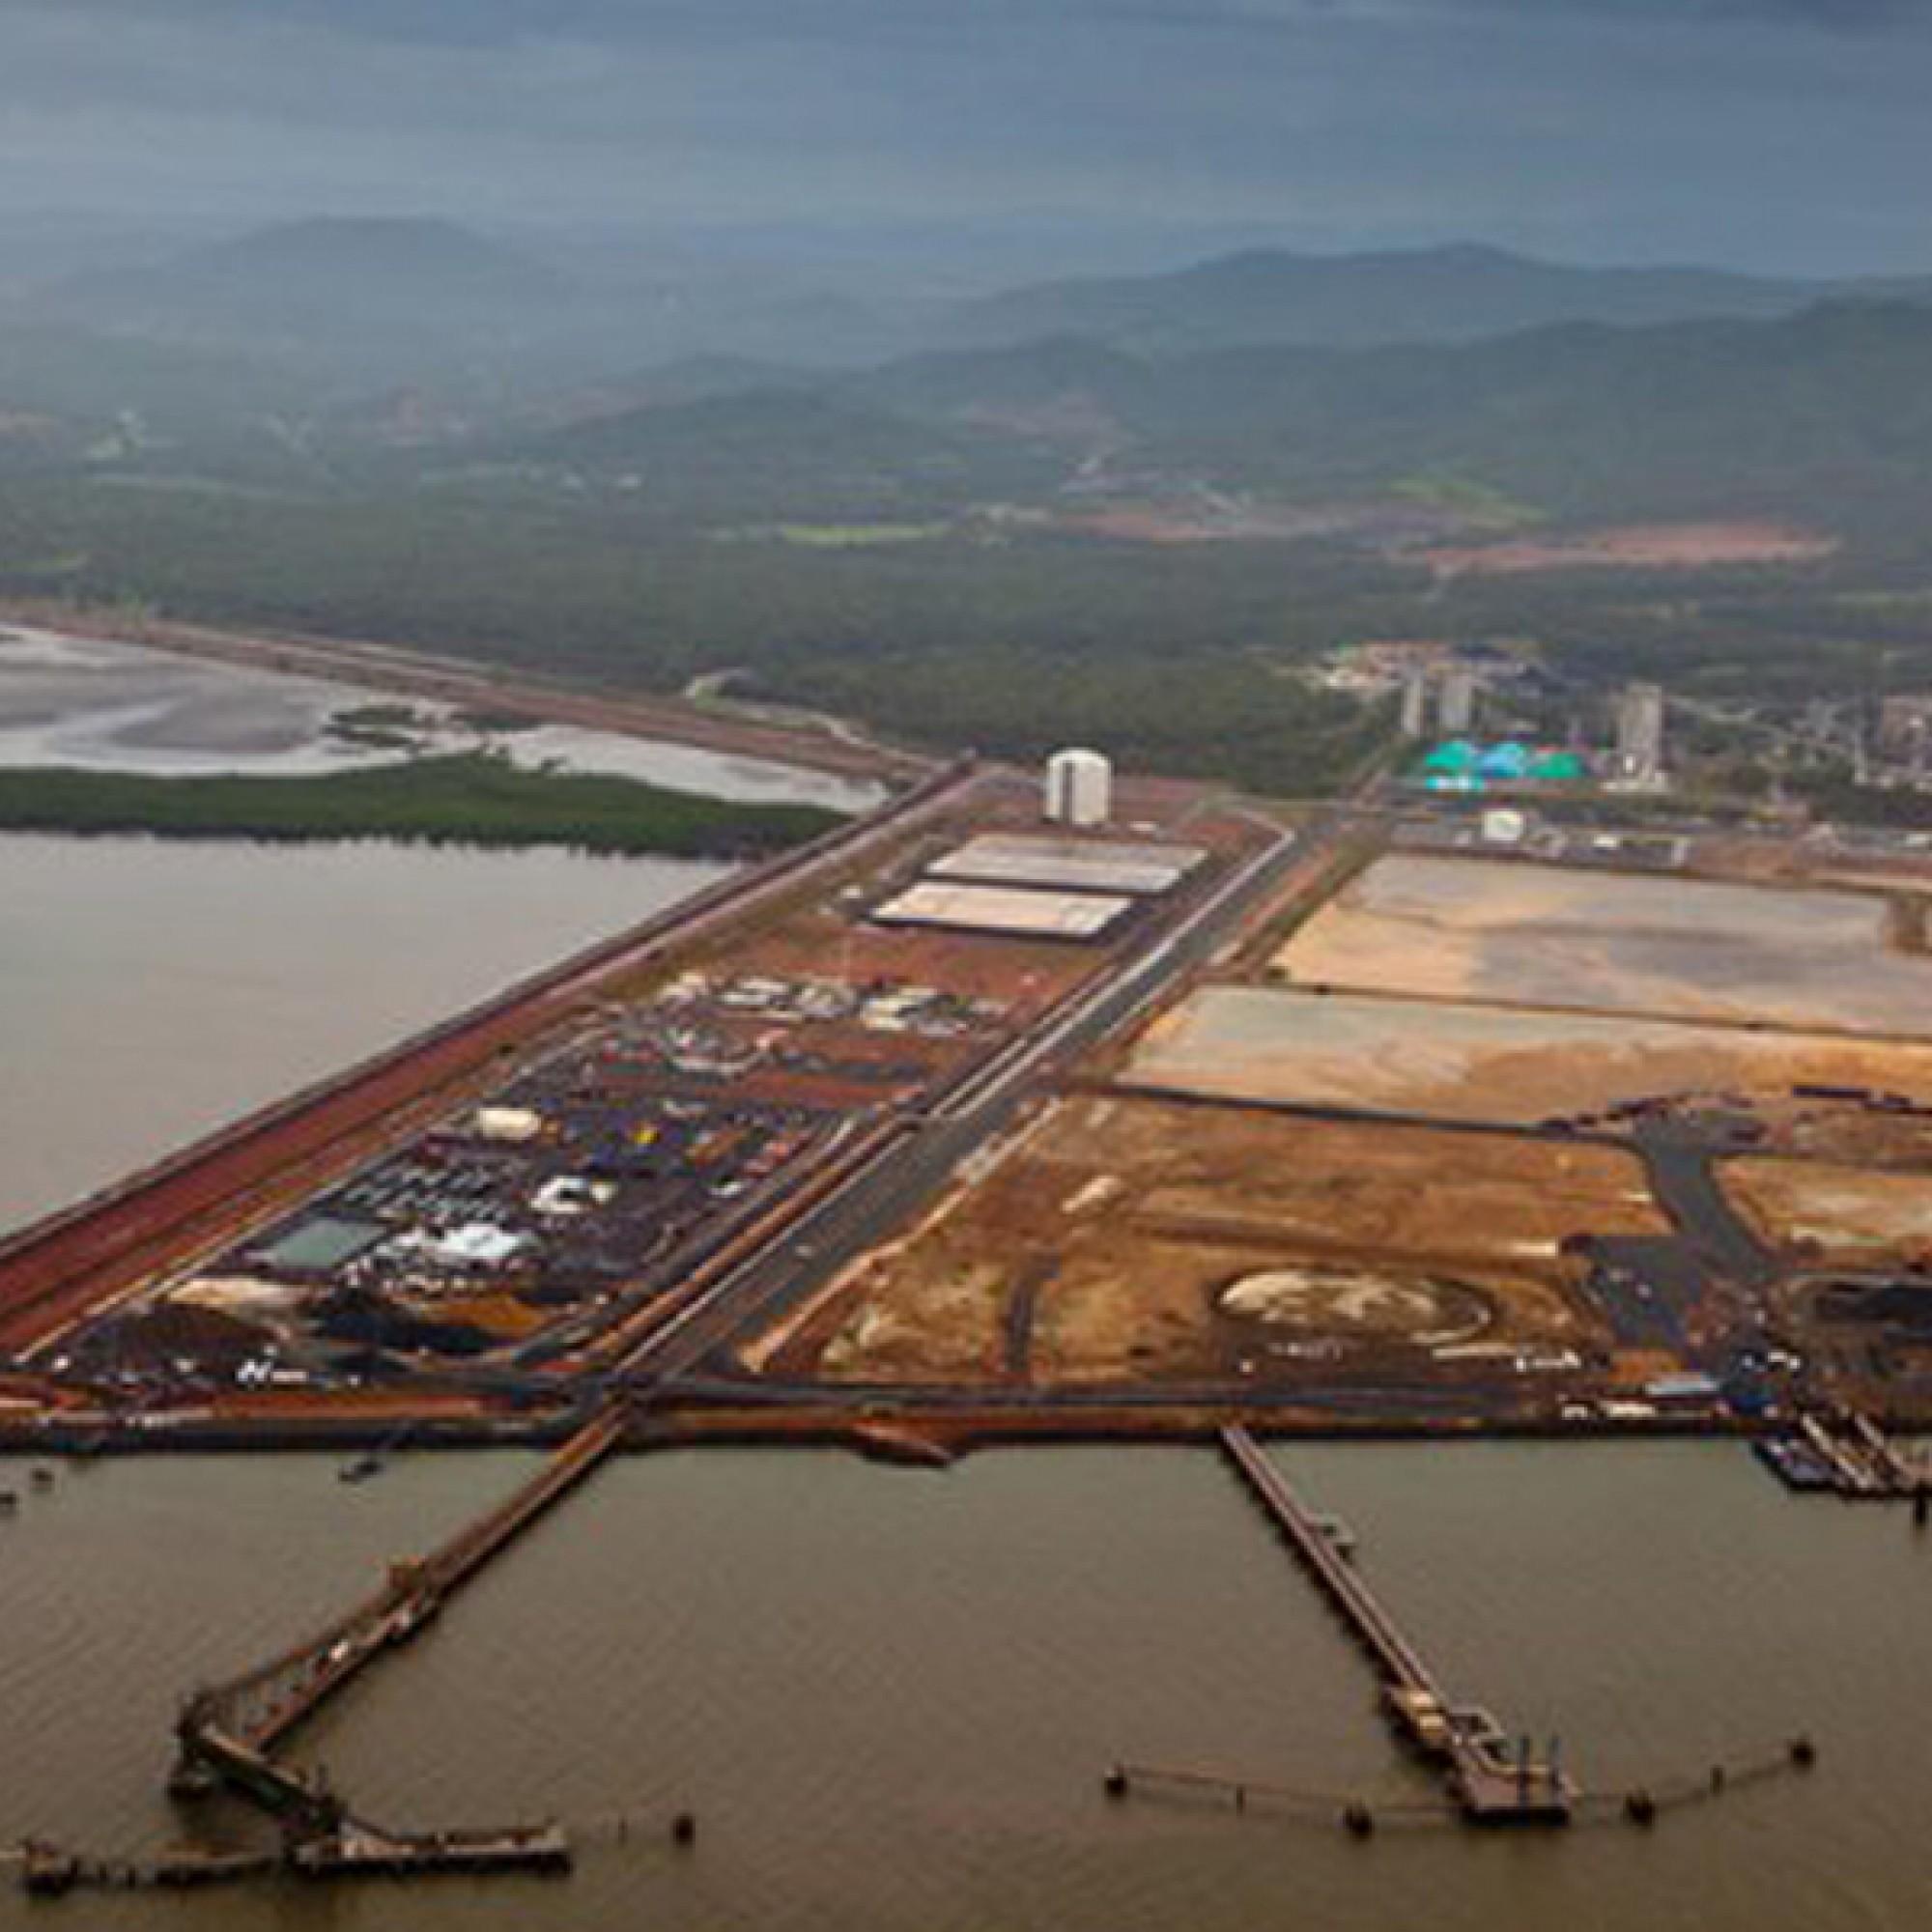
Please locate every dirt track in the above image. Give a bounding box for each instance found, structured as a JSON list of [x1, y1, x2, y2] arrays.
[[772, 1096, 1659, 1385], [1126, 986, 1932, 1127], [1722, 1156, 1932, 1264]]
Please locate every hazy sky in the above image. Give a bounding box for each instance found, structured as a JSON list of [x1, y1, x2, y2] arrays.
[[5, 0, 1929, 272]]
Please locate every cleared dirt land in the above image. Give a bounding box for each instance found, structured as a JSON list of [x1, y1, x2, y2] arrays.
[[1277, 855, 1932, 1036], [753, 1096, 1661, 1384], [1418, 520, 1836, 580], [1722, 1157, 1932, 1264], [1126, 986, 1932, 1126]]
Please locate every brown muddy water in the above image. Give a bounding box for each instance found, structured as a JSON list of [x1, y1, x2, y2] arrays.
[[2, 832, 1930, 1929], [0, 833, 724, 1233], [0, 1442, 1928, 1930]]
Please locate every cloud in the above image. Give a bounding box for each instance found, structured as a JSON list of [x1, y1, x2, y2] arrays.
[[0, 0, 1927, 273], [10, 0, 1926, 41]]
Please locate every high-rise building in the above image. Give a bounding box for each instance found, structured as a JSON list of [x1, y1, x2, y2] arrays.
[[1616, 682, 1666, 785], [1438, 668, 1478, 735], [1399, 669, 1429, 738], [1043, 748, 1113, 826]]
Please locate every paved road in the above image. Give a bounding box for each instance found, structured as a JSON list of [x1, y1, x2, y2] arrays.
[[611, 817, 1312, 1393], [1633, 1123, 1781, 1289]]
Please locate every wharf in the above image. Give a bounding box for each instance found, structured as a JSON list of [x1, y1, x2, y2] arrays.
[[18, 1825, 567, 1897], [1217, 1425, 1572, 1825], [1757, 1411, 1929, 1501], [288, 1821, 570, 1880], [19, 1842, 275, 1896]]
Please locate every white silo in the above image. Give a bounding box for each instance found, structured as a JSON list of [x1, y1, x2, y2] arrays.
[[1044, 748, 1113, 826]]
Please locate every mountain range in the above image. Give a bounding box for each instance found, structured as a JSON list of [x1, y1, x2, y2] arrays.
[[18, 217, 1929, 381], [11, 216, 1932, 534]]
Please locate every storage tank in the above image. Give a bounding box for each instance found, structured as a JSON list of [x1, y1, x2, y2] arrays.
[[1043, 748, 1113, 827]]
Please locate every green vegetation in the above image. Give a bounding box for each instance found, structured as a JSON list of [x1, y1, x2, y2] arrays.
[[329, 702, 427, 732], [769, 522, 952, 549], [1791, 774, 1932, 831], [1389, 472, 1539, 529], [18, 298, 1932, 803], [325, 701, 435, 751], [0, 755, 841, 858], [0, 483, 1413, 794]]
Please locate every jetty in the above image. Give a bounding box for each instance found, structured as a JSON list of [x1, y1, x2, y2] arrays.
[[152, 1404, 629, 1886], [1217, 1425, 1571, 1825]]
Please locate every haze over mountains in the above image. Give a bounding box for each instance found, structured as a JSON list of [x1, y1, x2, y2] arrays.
[[935, 243, 1861, 355], [14, 216, 1917, 376], [9, 214, 1932, 533]]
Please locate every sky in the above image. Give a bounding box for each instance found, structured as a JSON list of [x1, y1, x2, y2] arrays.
[[4, 0, 1930, 275]]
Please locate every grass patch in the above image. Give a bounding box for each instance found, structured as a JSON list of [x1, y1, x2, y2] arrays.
[[0, 753, 843, 858], [1390, 471, 1541, 529], [770, 522, 952, 549]]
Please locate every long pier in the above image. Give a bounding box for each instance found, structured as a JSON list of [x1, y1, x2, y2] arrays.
[[1217, 1425, 1571, 1825], [181, 1404, 625, 1769], [161, 1404, 630, 1880]]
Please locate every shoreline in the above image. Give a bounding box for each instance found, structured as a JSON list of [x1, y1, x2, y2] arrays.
[[0, 753, 843, 860]]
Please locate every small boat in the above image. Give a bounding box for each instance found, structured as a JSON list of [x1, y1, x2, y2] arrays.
[[1752, 1436, 1835, 1493]]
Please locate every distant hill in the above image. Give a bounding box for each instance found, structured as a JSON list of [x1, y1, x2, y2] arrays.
[[846, 336, 1147, 438], [18, 219, 1932, 536], [825, 299, 1932, 524], [0, 317, 329, 461], [498, 387, 1058, 516], [33, 216, 568, 378], [167, 216, 559, 302], [1143, 299, 1932, 517], [940, 242, 1848, 355], [26, 223, 1932, 407], [457, 296, 1932, 530]]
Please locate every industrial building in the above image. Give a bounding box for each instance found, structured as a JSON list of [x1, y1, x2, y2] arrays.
[[928, 834, 1205, 898], [869, 881, 1134, 941], [1043, 749, 1113, 827]]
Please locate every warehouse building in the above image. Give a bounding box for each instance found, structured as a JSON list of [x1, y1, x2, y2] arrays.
[[928, 833, 1205, 898], [869, 881, 1134, 941]]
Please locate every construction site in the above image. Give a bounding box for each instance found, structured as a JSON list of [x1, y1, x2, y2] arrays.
[[12, 751, 1932, 1437], [721, 829, 1932, 1442], [747, 1098, 1651, 1392]]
